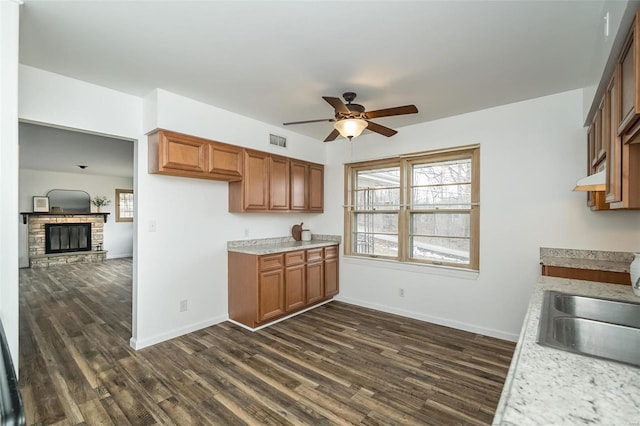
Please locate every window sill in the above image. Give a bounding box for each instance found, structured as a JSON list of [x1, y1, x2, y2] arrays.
[[343, 255, 479, 280]]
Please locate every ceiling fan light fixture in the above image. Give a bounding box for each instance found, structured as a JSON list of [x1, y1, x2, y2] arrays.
[[334, 118, 368, 140]]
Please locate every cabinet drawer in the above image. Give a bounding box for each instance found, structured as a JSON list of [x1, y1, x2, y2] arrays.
[[285, 250, 305, 266], [324, 246, 337, 259], [259, 254, 283, 271], [307, 248, 324, 263]]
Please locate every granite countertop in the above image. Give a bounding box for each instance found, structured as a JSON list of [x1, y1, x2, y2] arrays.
[[493, 277, 640, 425], [228, 235, 341, 255], [540, 247, 634, 273]]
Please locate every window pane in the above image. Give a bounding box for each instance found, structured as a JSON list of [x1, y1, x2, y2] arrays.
[[411, 213, 470, 237], [116, 189, 134, 222], [411, 183, 471, 207], [355, 188, 400, 210], [411, 236, 470, 264], [412, 159, 471, 185], [356, 213, 398, 233], [355, 166, 401, 209], [353, 233, 398, 257], [356, 167, 400, 189], [119, 192, 134, 218]]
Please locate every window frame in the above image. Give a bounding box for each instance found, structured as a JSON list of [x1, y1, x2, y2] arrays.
[[115, 188, 134, 223], [344, 145, 480, 271]]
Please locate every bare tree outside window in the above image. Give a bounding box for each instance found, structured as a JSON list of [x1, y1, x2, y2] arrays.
[[344, 146, 479, 270]]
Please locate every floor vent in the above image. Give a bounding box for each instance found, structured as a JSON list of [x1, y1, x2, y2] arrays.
[[269, 134, 287, 148]]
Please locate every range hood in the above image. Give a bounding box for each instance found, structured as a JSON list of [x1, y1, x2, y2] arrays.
[[573, 170, 606, 192]]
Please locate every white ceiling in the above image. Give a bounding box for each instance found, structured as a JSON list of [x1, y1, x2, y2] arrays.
[[20, 1, 607, 142], [19, 122, 134, 178]]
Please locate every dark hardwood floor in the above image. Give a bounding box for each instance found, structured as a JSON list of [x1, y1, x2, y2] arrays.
[[19, 259, 515, 425]]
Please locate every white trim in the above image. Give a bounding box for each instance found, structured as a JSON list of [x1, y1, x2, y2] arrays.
[[343, 255, 479, 280], [106, 252, 133, 259], [334, 296, 518, 342], [129, 314, 227, 349], [228, 299, 334, 332]]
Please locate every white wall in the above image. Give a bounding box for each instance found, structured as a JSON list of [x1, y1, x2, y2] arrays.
[[18, 169, 134, 266], [19, 67, 329, 351], [0, 1, 21, 371], [132, 89, 327, 348], [318, 89, 640, 341], [19, 64, 144, 348], [18, 67, 640, 350]]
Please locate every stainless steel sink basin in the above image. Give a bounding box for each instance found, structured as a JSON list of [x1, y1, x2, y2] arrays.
[[537, 291, 640, 367]]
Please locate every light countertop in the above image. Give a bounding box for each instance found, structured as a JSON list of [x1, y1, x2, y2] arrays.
[[493, 277, 640, 425], [540, 247, 634, 273], [227, 235, 341, 255]]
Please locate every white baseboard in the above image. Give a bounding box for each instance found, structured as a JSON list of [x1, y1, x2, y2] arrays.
[[335, 296, 519, 342], [129, 314, 228, 350], [107, 253, 133, 259]]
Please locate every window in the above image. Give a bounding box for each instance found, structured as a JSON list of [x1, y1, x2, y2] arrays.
[[115, 189, 134, 222], [344, 145, 479, 270]]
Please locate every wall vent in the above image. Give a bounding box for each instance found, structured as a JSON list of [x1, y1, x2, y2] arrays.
[[269, 134, 287, 148]]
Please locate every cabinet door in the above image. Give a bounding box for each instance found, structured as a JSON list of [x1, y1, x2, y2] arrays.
[[160, 132, 207, 173], [243, 150, 269, 211], [285, 264, 306, 311], [308, 164, 324, 212], [306, 261, 324, 304], [607, 69, 623, 204], [258, 269, 285, 322], [593, 107, 602, 168], [618, 14, 640, 134], [209, 142, 243, 179], [290, 160, 307, 210], [269, 156, 290, 210]]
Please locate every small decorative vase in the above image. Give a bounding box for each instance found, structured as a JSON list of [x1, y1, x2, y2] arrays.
[[96, 206, 101, 213], [631, 253, 640, 296]]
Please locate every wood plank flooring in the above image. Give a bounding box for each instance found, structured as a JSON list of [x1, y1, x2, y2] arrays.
[[19, 259, 515, 425]]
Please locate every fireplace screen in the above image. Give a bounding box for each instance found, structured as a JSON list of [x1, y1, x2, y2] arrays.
[[45, 223, 92, 254]]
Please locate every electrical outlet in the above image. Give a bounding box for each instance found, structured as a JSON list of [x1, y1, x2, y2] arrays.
[[399, 288, 405, 297], [149, 220, 157, 233], [180, 299, 188, 312]]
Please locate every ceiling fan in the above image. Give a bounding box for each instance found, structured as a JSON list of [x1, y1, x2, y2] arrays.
[[283, 92, 418, 142]]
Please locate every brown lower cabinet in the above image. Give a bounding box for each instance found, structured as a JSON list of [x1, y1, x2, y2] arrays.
[[228, 245, 339, 328]]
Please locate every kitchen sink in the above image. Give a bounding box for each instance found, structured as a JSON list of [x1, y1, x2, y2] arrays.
[[537, 291, 640, 367]]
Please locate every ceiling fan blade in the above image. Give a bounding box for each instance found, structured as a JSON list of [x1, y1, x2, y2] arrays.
[[365, 105, 418, 119], [324, 129, 340, 142], [322, 96, 350, 114], [283, 118, 334, 126], [365, 120, 398, 137]]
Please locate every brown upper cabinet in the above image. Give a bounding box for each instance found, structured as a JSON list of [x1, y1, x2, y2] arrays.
[[230, 153, 324, 213], [148, 130, 243, 181], [269, 155, 290, 210], [606, 69, 623, 204], [149, 129, 324, 212], [230, 150, 270, 211], [587, 11, 640, 210], [290, 160, 324, 212], [618, 14, 640, 137], [587, 111, 609, 211]]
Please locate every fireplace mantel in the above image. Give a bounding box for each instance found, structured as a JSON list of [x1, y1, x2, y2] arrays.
[[20, 212, 110, 224]]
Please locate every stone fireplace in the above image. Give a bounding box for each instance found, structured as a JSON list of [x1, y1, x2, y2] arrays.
[[27, 214, 107, 268]]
